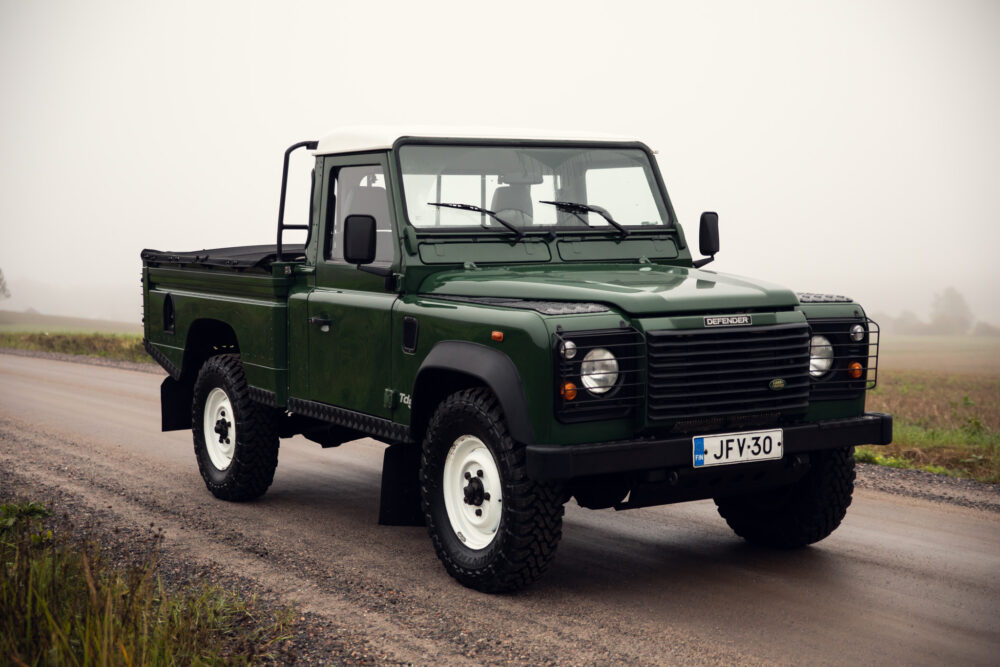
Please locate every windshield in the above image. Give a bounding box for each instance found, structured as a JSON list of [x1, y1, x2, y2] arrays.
[[398, 144, 670, 231]]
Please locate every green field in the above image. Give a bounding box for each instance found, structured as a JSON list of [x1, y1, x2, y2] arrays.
[[860, 334, 999, 483], [0, 309, 147, 363], [0, 309, 141, 334], [861, 370, 999, 483], [879, 334, 1000, 375], [0, 331, 148, 363]]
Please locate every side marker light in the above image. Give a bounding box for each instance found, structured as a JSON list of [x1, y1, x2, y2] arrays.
[[491, 330, 504, 342]]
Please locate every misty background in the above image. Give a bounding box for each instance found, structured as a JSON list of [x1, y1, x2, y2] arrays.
[[1, 0, 998, 330]]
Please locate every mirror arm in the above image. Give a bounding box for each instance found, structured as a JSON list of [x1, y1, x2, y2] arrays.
[[692, 255, 715, 269], [357, 264, 397, 290], [358, 264, 391, 277]]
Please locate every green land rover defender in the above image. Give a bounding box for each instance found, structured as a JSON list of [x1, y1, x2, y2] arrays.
[[141, 128, 892, 592]]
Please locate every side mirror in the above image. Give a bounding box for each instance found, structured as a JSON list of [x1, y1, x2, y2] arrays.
[[699, 211, 720, 257], [692, 212, 719, 268], [343, 214, 377, 265]]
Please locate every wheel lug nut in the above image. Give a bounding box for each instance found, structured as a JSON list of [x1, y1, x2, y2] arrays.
[[475, 509, 482, 517], [483, 492, 490, 501], [464, 471, 471, 480], [476, 470, 483, 477]]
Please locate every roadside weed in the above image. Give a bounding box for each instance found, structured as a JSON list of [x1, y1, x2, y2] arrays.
[[0, 501, 295, 665]]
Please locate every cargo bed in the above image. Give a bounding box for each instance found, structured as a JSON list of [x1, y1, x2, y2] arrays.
[[140, 244, 305, 271]]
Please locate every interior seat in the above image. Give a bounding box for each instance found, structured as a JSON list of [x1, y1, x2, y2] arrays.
[[490, 185, 532, 226]]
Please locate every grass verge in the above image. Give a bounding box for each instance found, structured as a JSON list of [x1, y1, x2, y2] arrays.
[[0, 500, 294, 665], [860, 370, 999, 483], [0, 332, 148, 364]]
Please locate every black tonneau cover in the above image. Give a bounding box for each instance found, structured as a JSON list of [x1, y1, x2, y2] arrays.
[[140, 244, 305, 270]]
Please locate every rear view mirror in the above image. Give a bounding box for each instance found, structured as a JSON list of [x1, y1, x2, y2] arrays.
[[343, 215, 377, 265], [692, 211, 719, 268], [699, 212, 720, 257]]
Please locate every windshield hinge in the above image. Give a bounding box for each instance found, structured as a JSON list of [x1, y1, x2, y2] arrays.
[[637, 256, 651, 264], [463, 261, 480, 271]]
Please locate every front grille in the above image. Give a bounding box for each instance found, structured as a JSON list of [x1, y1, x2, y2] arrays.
[[647, 323, 811, 426]]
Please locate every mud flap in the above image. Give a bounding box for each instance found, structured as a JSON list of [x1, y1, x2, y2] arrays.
[[160, 376, 193, 432], [378, 443, 425, 526]]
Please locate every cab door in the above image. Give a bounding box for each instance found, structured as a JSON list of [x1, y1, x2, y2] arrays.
[[305, 154, 398, 418]]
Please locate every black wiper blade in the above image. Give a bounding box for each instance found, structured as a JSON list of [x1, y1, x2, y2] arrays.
[[428, 202, 524, 240], [538, 200, 630, 239]]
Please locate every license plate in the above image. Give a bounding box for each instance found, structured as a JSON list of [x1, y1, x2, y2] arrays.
[[693, 428, 783, 468]]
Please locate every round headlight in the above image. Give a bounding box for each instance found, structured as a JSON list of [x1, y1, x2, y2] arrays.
[[580, 348, 619, 394], [809, 335, 834, 377], [850, 324, 866, 342], [560, 340, 577, 360]]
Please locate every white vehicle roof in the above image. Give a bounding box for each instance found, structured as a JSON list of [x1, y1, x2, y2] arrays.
[[313, 126, 645, 155]]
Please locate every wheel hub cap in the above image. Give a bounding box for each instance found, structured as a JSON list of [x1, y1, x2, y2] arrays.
[[463, 476, 485, 506], [214, 413, 231, 443]]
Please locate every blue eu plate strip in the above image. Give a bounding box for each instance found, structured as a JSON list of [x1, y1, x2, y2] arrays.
[[693, 437, 705, 467]]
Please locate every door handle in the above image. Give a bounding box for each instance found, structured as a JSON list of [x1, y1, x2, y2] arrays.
[[308, 316, 331, 332]]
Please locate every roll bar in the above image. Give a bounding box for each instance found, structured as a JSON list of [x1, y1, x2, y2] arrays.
[[276, 140, 318, 262]]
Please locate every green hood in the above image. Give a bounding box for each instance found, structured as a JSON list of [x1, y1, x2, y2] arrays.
[[419, 264, 800, 316]]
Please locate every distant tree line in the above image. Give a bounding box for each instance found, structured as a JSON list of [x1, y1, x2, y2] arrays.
[[874, 287, 1000, 336]]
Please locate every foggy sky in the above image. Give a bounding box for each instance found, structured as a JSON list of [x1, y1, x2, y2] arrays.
[[1, 0, 998, 324]]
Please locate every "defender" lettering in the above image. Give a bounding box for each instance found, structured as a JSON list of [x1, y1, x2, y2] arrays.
[[704, 315, 752, 327]]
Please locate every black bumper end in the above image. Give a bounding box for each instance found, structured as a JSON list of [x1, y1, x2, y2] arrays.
[[526, 412, 893, 482]]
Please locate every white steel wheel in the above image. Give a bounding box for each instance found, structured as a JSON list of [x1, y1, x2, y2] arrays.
[[191, 354, 279, 502], [203, 387, 236, 470], [442, 435, 503, 550]]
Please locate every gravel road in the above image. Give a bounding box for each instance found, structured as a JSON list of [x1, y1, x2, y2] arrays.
[[1, 352, 998, 665]]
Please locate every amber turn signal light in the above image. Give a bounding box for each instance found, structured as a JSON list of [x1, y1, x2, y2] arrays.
[[491, 330, 504, 342], [848, 362, 863, 379], [560, 382, 578, 401]]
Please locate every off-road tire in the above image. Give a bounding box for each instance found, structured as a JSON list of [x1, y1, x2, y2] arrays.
[[420, 388, 565, 593], [714, 446, 855, 548], [192, 354, 279, 501]]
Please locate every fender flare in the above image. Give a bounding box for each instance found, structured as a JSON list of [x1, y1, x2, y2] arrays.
[[413, 341, 535, 445]]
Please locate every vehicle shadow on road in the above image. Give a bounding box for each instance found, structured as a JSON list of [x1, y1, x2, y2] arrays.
[[541, 507, 850, 604]]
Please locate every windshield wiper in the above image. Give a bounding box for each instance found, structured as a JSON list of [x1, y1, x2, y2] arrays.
[[538, 201, 630, 239], [428, 202, 524, 240]]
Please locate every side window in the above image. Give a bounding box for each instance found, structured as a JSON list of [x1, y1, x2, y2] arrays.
[[325, 165, 393, 264]]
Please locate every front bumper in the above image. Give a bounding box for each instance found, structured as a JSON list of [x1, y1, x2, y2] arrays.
[[526, 411, 892, 481]]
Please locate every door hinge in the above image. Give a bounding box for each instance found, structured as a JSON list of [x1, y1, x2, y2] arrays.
[[383, 389, 396, 409]]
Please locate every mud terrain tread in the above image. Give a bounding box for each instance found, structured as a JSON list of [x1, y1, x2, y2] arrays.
[[715, 446, 856, 548], [192, 353, 279, 501], [420, 388, 564, 592]]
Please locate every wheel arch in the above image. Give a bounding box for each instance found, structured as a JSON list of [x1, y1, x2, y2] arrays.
[[181, 318, 241, 382], [159, 318, 241, 432], [411, 341, 535, 446]]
